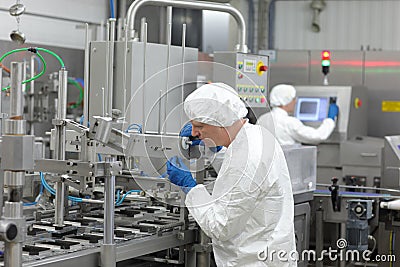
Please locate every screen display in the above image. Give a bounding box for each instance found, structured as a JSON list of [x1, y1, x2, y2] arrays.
[[295, 97, 329, 122]]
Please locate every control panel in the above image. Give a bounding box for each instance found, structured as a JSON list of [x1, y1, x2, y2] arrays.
[[213, 52, 269, 108]]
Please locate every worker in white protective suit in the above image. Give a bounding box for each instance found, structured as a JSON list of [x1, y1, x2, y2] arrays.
[[166, 83, 297, 266], [257, 84, 338, 146]]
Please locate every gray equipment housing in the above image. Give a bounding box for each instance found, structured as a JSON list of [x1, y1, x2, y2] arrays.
[[295, 85, 383, 186], [89, 41, 198, 134], [213, 52, 270, 120]]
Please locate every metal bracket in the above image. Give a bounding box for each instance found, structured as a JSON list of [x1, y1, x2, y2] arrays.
[[35, 159, 122, 177]]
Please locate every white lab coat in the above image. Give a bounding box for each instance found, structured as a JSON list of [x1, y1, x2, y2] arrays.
[[185, 122, 296, 267], [257, 107, 335, 146]]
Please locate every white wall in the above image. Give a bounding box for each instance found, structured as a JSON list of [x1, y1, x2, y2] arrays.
[[274, 0, 400, 50], [0, 0, 108, 49]]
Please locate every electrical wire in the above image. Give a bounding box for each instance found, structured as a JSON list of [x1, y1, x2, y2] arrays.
[[40, 172, 83, 202], [0, 62, 10, 73], [0, 47, 65, 91], [116, 190, 141, 206], [1, 52, 47, 91], [67, 77, 84, 109], [23, 182, 44, 206], [126, 123, 143, 133]]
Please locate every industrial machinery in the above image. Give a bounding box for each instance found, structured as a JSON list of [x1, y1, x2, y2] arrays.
[[0, 1, 275, 267], [294, 85, 384, 187], [282, 145, 316, 267]]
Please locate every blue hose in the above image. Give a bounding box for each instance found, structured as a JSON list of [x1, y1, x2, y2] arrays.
[[109, 0, 115, 19], [40, 172, 83, 202], [116, 190, 141, 206]]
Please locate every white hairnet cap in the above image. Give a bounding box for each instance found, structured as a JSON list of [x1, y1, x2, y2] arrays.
[[184, 83, 248, 127], [270, 84, 296, 107]]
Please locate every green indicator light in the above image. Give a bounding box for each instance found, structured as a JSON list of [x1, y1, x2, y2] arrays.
[[322, 60, 330, 67]]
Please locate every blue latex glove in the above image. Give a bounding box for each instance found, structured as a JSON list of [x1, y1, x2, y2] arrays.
[[180, 123, 223, 152], [180, 123, 201, 146], [167, 156, 197, 193], [327, 103, 339, 120]]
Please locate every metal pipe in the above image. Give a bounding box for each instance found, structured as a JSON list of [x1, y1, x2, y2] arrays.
[[104, 156, 115, 244], [102, 156, 116, 267], [123, 22, 129, 116], [0, 66, 3, 135], [29, 55, 35, 134], [164, 6, 172, 134], [57, 68, 68, 121], [141, 22, 148, 132], [54, 182, 65, 227], [126, 0, 248, 52], [10, 62, 23, 119], [83, 23, 90, 127], [180, 24, 186, 128], [315, 209, 323, 267], [140, 17, 147, 42], [5, 242, 22, 267], [197, 230, 210, 267], [106, 18, 116, 117], [54, 68, 68, 227]]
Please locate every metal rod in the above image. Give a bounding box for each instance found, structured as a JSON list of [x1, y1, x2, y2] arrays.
[[22, 61, 26, 96], [102, 156, 116, 267], [10, 62, 23, 119], [83, 23, 90, 127], [5, 242, 22, 267], [54, 182, 65, 227], [315, 209, 323, 267], [142, 23, 148, 132], [140, 17, 147, 42], [163, 6, 172, 134], [29, 55, 35, 135], [107, 18, 116, 117], [57, 68, 68, 121], [126, 0, 248, 52], [180, 24, 186, 128], [123, 22, 129, 118], [54, 68, 68, 227], [104, 159, 115, 244], [316, 183, 400, 193], [0, 66, 3, 135], [197, 230, 211, 267]]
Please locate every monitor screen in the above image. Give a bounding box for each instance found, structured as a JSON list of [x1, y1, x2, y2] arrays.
[[295, 97, 329, 122]]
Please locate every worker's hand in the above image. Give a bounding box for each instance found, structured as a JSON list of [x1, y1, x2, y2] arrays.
[[167, 156, 197, 193], [180, 123, 202, 146], [327, 103, 339, 121], [180, 123, 223, 152]]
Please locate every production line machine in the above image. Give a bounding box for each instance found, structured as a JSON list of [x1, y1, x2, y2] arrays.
[[0, 1, 275, 267], [294, 85, 384, 188]]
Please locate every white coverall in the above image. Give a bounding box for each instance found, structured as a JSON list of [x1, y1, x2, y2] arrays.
[[257, 107, 335, 146], [185, 122, 297, 266]]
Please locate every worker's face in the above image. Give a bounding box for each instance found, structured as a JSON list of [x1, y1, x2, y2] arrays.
[[191, 120, 227, 147], [286, 98, 297, 114]]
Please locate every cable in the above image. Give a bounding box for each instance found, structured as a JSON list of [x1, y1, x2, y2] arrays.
[[0, 47, 65, 91], [116, 190, 141, 206], [1, 52, 46, 91], [67, 78, 84, 109], [109, 0, 115, 18], [116, 189, 121, 204], [23, 180, 44, 206], [126, 123, 142, 133], [40, 172, 83, 202], [0, 62, 10, 74]]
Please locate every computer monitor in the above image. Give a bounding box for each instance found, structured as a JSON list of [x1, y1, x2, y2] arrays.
[[295, 97, 329, 122]]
